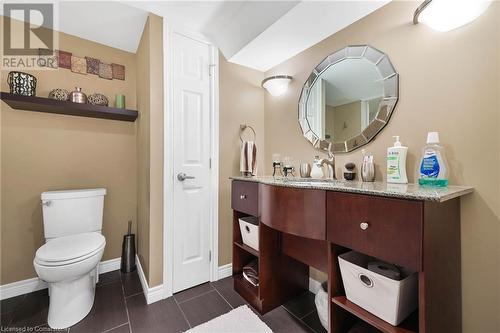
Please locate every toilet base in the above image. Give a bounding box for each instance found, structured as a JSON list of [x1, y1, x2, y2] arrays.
[[47, 272, 96, 329]]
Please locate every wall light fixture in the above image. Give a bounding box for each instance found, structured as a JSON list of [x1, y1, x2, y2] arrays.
[[413, 0, 492, 32], [262, 75, 292, 97]]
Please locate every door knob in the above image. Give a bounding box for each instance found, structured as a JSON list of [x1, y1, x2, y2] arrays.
[[177, 173, 195, 181]]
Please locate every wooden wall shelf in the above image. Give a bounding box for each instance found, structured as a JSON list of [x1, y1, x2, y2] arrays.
[[0, 92, 138, 122]]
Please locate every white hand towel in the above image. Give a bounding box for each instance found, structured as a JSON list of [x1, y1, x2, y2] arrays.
[[240, 141, 257, 176]]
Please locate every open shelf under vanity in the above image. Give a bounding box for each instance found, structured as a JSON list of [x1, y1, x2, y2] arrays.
[[332, 296, 418, 333], [233, 241, 259, 258]]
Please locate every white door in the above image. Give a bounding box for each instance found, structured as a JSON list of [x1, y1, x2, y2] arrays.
[[172, 32, 212, 293]]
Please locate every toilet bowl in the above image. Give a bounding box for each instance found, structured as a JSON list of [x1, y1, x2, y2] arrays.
[[35, 188, 106, 329], [34, 232, 106, 329]]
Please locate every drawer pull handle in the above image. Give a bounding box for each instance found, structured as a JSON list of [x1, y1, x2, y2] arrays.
[[360, 222, 369, 230], [240, 195, 247, 200], [245, 226, 250, 233], [358, 274, 374, 288]]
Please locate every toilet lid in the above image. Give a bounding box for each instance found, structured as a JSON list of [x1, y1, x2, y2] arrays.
[[36, 232, 105, 263]]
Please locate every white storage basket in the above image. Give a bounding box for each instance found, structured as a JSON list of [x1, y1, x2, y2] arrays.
[[238, 216, 259, 251], [338, 251, 418, 326]]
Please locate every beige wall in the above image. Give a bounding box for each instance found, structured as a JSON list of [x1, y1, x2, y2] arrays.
[[1, 18, 138, 284], [331, 101, 362, 142], [218, 55, 265, 266], [136, 15, 152, 282], [135, 14, 164, 287], [264, 2, 500, 332]]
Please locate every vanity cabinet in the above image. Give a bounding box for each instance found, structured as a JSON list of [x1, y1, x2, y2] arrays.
[[260, 184, 326, 240], [327, 192, 422, 272], [231, 178, 471, 333]]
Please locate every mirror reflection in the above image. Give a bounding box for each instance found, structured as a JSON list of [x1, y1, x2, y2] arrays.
[[298, 45, 399, 153], [306, 58, 383, 143]]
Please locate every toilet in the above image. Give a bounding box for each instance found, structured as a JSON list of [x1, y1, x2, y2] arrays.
[[33, 188, 107, 329]]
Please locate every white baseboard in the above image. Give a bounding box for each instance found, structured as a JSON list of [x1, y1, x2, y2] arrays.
[[309, 277, 323, 294], [135, 255, 164, 304], [0, 277, 47, 301], [0, 257, 121, 300], [99, 257, 121, 274], [217, 263, 232, 280]]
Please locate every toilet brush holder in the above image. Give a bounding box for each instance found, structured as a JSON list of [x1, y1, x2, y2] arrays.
[[121, 221, 136, 273]]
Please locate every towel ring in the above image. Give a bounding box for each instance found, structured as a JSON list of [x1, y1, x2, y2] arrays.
[[239, 124, 256, 143]]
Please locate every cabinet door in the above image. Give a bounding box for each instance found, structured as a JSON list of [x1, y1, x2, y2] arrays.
[[327, 192, 423, 271], [260, 184, 326, 240]]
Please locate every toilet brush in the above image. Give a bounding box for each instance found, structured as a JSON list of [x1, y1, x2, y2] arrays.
[[121, 220, 136, 273]]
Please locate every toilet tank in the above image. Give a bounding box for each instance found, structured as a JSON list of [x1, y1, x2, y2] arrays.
[[41, 188, 106, 239]]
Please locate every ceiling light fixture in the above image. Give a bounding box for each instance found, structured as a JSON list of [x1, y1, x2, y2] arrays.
[[413, 0, 492, 32], [262, 75, 292, 97]]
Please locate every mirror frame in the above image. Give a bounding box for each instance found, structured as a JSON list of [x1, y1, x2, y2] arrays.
[[298, 45, 399, 154]]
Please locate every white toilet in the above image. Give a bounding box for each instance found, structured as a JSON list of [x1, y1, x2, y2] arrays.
[[33, 188, 107, 329]]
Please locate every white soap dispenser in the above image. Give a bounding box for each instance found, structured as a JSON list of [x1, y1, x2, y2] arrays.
[[387, 136, 408, 184], [311, 156, 324, 179]]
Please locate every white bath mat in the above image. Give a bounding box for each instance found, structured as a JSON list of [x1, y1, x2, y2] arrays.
[[185, 305, 272, 333]]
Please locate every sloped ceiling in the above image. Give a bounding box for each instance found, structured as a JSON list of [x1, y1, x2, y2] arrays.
[[130, 0, 390, 71], [0, 1, 149, 53], [57, 1, 149, 53], [2, 1, 390, 70], [229, 1, 390, 71]]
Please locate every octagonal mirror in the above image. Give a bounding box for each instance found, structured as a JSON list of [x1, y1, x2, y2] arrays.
[[298, 45, 399, 153]]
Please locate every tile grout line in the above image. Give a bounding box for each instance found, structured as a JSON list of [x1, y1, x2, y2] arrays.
[[119, 272, 133, 333], [173, 294, 192, 329], [300, 308, 317, 320], [174, 287, 216, 305], [124, 291, 143, 299], [101, 322, 130, 333], [211, 285, 234, 310], [281, 305, 321, 333]]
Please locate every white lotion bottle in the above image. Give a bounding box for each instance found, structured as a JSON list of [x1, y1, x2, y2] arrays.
[[386, 136, 408, 184]]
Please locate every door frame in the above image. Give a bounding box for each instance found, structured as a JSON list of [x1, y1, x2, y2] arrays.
[[163, 23, 220, 298]]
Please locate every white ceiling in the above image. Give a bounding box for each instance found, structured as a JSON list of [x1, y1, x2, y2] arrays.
[[57, 1, 149, 53], [229, 1, 390, 71], [2, 1, 391, 71], [127, 0, 300, 59], [0, 1, 149, 53]]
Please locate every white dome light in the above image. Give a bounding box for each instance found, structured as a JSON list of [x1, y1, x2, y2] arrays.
[[262, 75, 292, 97], [414, 0, 492, 32]]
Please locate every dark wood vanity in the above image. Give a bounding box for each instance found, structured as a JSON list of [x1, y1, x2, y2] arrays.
[[231, 178, 473, 333]]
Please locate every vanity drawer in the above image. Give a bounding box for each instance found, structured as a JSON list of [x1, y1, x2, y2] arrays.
[[231, 180, 259, 216], [327, 192, 423, 271], [260, 184, 326, 240]]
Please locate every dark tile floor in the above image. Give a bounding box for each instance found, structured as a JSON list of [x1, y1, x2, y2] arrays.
[[1, 270, 326, 333]]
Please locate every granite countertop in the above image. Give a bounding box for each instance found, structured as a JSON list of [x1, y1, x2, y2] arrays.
[[230, 176, 474, 202]]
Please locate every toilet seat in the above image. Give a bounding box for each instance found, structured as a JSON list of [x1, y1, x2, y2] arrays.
[[35, 232, 105, 267]]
